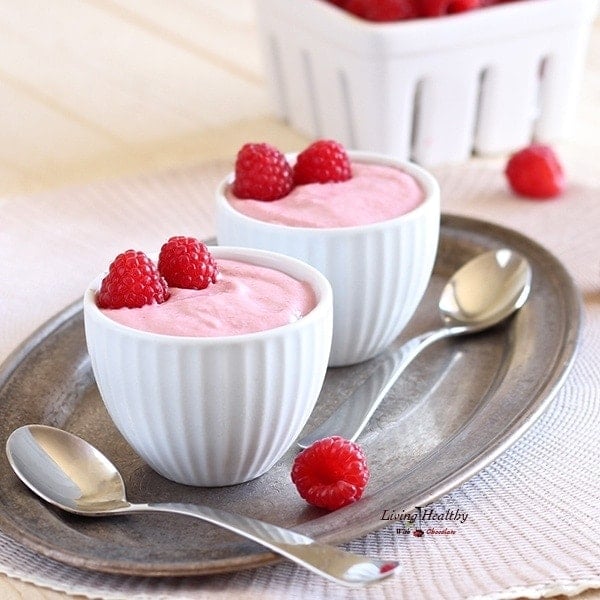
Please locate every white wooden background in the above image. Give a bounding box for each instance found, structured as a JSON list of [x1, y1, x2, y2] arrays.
[[0, 0, 308, 197], [1, 1, 599, 198]]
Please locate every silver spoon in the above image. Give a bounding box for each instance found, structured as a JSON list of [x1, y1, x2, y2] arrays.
[[297, 248, 532, 448], [6, 424, 399, 587]]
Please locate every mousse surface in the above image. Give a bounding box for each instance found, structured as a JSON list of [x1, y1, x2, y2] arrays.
[[99, 258, 317, 337], [226, 162, 425, 228]]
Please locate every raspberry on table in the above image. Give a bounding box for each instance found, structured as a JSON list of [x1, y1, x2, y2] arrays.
[[97, 250, 170, 309], [158, 236, 218, 290], [233, 142, 294, 201], [291, 436, 370, 511], [504, 144, 565, 200], [293, 139, 353, 185]]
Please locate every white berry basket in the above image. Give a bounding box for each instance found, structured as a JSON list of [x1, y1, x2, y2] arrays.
[[255, 0, 598, 166]]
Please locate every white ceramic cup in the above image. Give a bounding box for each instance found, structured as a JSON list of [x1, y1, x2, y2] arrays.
[[83, 246, 333, 487], [216, 151, 440, 367]]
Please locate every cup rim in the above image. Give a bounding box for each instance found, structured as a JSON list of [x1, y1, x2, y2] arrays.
[[83, 246, 333, 344], [216, 150, 440, 235]]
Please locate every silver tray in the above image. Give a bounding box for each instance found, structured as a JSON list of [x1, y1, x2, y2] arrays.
[[0, 215, 581, 576]]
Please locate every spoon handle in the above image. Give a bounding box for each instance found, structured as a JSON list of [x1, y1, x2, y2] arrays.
[[297, 327, 454, 448], [125, 501, 399, 586]]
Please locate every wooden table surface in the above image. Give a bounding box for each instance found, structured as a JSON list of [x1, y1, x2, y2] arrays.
[[0, 1, 599, 598], [0, 0, 309, 198]]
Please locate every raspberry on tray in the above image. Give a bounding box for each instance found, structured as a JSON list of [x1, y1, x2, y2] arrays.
[[291, 436, 370, 511]]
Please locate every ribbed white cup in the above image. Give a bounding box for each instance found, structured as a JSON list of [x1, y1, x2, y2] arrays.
[[216, 151, 440, 366], [83, 246, 333, 487]]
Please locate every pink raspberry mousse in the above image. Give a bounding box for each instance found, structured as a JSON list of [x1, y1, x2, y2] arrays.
[[99, 258, 317, 337], [226, 162, 425, 228]]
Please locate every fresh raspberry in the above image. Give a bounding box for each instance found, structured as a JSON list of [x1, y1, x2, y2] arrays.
[[480, 0, 516, 5], [97, 250, 170, 309], [291, 436, 369, 511], [232, 143, 293, 201], [345, 0, 420, 21], [447, 0, 481, 13], [419, 0, 480, 16], [158, 236, 218, 290], [293, 140, 353, 185], [504, 144, 565, 200]]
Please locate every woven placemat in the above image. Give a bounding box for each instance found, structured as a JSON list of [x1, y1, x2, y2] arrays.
[[0, 159, 598, 599]]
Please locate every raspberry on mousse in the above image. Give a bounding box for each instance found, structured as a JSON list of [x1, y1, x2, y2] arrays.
[[233, 142, 294, 201], [293, 139, 353, 185], [97, 237, 219, 310], [97, 249, 170, 310], [158, 236, 218, 290]]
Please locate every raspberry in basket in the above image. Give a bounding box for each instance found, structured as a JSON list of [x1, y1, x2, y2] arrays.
[[293, 139, 353, 185], [291, 436, 370, 511], [233, 142, 294, 201], [420, 0, 481, 16], [504, 144, 565, 200], [344, 0, 420, 21], [97, 250, 170, 309], [158, 236, 218, 290]]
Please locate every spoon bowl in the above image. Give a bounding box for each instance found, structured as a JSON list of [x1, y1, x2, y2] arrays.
[[7, 424, 129, 515], [297, 248, 532, 447], [439, 248, 532, 331], [6, 424, 399, 587]]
